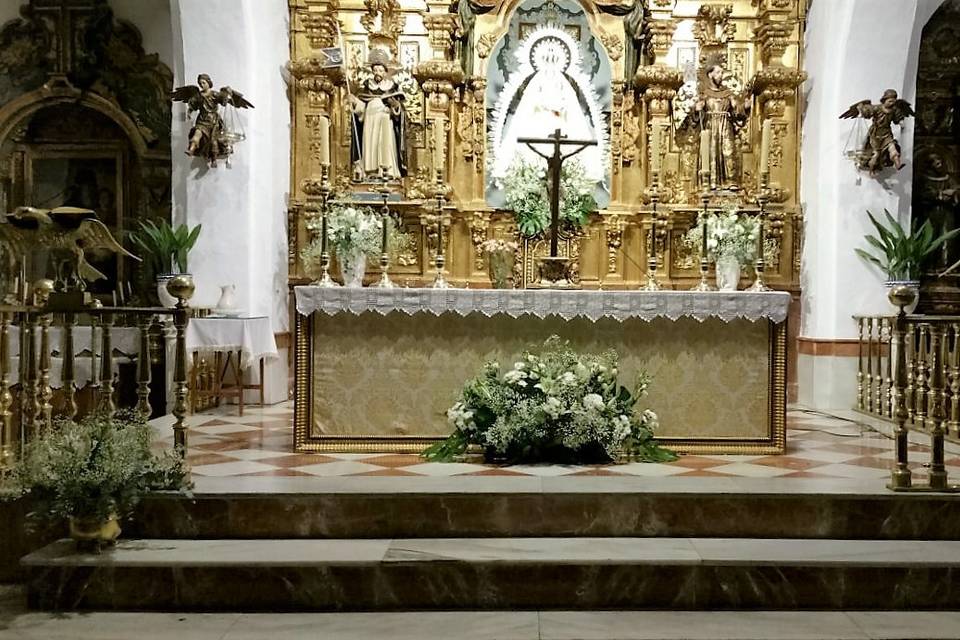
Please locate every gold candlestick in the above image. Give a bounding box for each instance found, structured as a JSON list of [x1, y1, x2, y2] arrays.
[[641, 171, 662, 291], [747, 171, 772, 292], [316, 164, 339, 288], [432, 191, 451, 289], [373, 190, 395, 288], [691, 185, 715, 291]]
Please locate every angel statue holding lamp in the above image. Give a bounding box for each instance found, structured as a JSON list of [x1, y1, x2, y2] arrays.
[[840, 89, 915, 175], [171, 74, 254, 167]]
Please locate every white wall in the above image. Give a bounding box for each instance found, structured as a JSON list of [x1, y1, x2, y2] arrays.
[[170, 0, 290, 332], [801, 0, 945, 341]]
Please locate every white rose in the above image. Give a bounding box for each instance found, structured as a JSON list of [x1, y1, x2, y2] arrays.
[[582, 393, 604, 412]]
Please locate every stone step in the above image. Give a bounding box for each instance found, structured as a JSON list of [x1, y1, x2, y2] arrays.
[[134, 477, 960, 540], [23, 537, 960, 611]]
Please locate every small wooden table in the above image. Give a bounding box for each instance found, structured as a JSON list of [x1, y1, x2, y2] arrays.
[[186, 316, 277, 416]]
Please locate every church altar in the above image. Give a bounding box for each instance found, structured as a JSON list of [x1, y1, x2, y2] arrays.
[[294, 287, 788, 455]]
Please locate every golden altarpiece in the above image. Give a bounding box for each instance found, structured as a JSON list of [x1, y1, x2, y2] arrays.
[[288, 0, 805, 453]]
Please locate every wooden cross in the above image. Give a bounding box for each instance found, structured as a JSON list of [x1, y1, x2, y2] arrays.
[[517, 128, 596, 257]]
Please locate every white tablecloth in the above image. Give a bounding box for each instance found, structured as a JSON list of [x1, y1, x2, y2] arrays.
[[294, 287, 792, 324], [185, 316, 278, 370]]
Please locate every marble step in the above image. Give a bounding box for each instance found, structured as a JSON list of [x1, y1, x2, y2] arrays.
[[133, 477, 960, 540], [23, 537, 960, 611]]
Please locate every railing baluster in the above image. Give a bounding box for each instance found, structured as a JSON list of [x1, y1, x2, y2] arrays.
[[89, 314, 100, 408], [873, 318, 884, 415], [0, 312, 13, 470], [37, 312, 52, 431], [928, 324, 948, 489], [21, 312, 38, 443], [136, 313, 152, 417], [950, 324, 960, 439], [866, 317, 875, 413], [857, 317, 865, 411], [914, 324, 929, 429], [99, 312, 115, 416], [884, 318, 894, 418], [61, 313, 77, 420], [889, 304, 912, 489], [173, 305, 189, 454], [906, 324, 916, 423]]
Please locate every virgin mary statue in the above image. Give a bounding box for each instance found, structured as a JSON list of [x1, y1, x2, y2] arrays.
[[489, 27, 608, 185]]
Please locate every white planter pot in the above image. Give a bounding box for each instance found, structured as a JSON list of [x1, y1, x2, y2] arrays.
[[715, 254, 741, 291], [339, 250, 367, 288]]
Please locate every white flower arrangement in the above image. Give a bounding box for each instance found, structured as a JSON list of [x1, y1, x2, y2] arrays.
[[423, 337, 675, 464], [480, 238, 520, 254], [496, 156, 596, 238], [683, 207, 774, 265], [301, 204, 413, 279]]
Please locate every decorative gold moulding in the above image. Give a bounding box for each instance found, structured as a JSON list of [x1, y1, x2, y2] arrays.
[[414, 59, 466, 86]]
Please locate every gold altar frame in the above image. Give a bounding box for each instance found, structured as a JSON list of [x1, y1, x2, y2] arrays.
[[293, 312, 787, 455]]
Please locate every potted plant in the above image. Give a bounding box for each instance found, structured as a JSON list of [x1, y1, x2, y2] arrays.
[[855, 209, 960, 311], [129, 219, 202, 306], [2, 411, 191, 551]]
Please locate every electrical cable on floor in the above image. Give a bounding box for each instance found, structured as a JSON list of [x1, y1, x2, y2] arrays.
[[791, 408, 890, 439]]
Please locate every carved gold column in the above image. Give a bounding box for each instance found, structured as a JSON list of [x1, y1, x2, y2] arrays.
[[416, 10, 464, 186], [633, 19, 682, 188]]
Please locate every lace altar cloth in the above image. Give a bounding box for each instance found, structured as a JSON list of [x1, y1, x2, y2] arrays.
[[295, 287, 790, 324]]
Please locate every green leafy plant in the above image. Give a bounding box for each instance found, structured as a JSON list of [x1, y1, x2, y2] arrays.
[[424, 337, 676, 464], [2, 411, 191, 527], [129, 219, 202, 276], [855, 209, 960, 281], [497, 157, 596, 238]]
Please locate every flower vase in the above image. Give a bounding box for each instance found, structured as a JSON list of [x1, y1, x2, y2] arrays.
[[715, 254, 741, 291], [488, 250, 516, 289], [69, 514, 121, 552], [339, 250, 367, 287]]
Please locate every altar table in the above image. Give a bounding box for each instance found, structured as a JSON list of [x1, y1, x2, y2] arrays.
[[294, 287, 789, 455]]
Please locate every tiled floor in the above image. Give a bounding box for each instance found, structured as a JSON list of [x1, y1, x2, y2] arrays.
[[154, 403, 960, 480]]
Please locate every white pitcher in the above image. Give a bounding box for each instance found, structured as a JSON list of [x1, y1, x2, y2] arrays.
[[216, 284, 237, 310]]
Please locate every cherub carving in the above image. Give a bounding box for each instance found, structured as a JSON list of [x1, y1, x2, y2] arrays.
[[171, 74, 254, 167], [840, 89, 915, 175], [0, 207, 139, 291]]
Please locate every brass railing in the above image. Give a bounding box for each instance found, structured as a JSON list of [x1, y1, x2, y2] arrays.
[[0, 289, 193, 473], [855, 314, 960, 445], [861, 290, 960, 491]]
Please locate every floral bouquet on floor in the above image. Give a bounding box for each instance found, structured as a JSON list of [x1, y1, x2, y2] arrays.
[[423, 337, 676, 464]]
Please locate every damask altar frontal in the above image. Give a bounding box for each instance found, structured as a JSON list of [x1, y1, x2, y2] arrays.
[[294, 288, 788, 455]]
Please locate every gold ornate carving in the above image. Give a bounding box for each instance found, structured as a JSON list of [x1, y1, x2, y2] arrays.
[[301, 8, 341, 49], [604, 214, 624, 274], [599, 32, 624, 62], [751, 66, 806, 117], [361, 0, 406, 53], [457, 77, 486, 167], [754, 20, 792, 65], [621, 88, 641, 166], [645, 19, 679, 60], [421, 12, 459, 61], [477, 32, 499, 59], [769, 121, 789, 168], [469, 211, 491, 271], [672, 229, 697, 270], [634, 65, 683, 116], [693, 4, 735, 48]]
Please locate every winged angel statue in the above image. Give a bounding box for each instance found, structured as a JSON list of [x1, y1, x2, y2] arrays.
[[171, 74, 254, 166], [840, 89, 915, 175], [0, 207, 139, 292]]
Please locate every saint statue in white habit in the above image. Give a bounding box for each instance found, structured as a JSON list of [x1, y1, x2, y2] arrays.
[[489, 27, 608, 184], [348, 49, 408, 181]]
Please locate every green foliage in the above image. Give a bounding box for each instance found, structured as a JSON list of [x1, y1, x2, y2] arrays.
[[129, 219, 202, 275], [1, 411, 191, 526], [499, 157, 597, 238], [424, 336, 676, 465], [855, 209, 960, 281]]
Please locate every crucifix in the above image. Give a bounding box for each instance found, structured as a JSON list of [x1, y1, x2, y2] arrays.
[[517, 128, 597, 257]]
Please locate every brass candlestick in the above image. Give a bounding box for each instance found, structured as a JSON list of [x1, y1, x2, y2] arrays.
[[691, 185, 715, 291], [640, 171, 662, 291], [432, 191, 451, 289], [747, 171, 772, 292], [373, 190, 395, 288], [316, 164, 339, 288]]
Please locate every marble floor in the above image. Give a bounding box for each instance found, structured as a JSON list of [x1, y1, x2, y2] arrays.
[[153, 402, 960, 481], [2, 584, 960, 640]]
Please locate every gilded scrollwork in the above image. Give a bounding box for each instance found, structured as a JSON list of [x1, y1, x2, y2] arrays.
[[300, 6, 341, 49], [469, 211, 491, 271], [599, 32, 624, 62], [693, 4, 735, 49], [769, 121, 789, 169], [604, 214, 624, 274], [751, 66, 806, 117], [622, 90, 641, 166], [361, 0, 406, 51], [476, 32, 500, 59]]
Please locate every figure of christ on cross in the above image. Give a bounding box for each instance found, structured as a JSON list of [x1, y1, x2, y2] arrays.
[[517, 128, 597, 256]]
